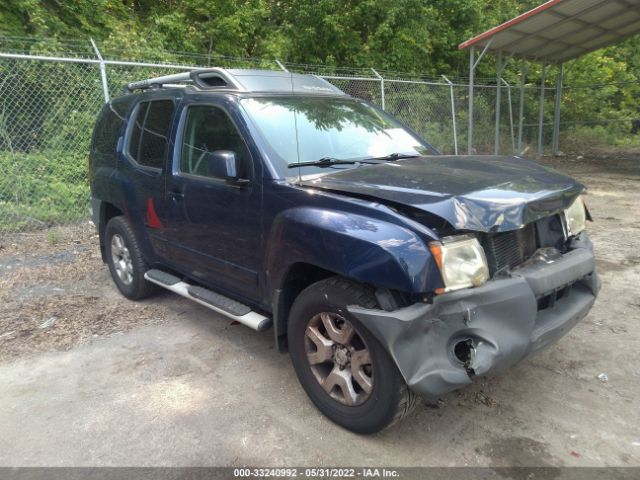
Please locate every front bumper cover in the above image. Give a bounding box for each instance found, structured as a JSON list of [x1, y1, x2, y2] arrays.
[[347, 232, 601, 397]]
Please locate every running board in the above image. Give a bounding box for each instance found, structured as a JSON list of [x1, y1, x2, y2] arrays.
[[144, 269, 272, 332]]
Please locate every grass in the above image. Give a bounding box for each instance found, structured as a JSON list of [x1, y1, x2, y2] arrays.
[[46, 228, 62, 245], [560, 124, 640, 155], [0, 151, 89, 233]]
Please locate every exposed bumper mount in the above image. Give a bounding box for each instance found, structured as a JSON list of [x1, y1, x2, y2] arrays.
[[348, 233, 601, 397]]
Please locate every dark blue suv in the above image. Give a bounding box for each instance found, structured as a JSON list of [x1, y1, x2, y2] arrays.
[[89, 68, 600, 433]]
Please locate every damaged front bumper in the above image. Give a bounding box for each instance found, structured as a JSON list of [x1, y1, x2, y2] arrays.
[[347, 232, 601, 397]]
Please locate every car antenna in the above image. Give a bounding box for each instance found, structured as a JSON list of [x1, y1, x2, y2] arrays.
[[285, 66, 302, 183]]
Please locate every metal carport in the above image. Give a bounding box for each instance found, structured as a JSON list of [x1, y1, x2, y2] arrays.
[[459, 0, 640, 157]]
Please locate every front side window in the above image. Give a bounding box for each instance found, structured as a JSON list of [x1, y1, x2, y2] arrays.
[[179, 105, 251, 179], [241, 96, 432, 174], [128, 100, 175, 169]]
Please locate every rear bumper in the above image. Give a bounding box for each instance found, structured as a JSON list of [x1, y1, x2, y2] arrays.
[[348, 232, 600, 397], [89, 195, 101, 229]]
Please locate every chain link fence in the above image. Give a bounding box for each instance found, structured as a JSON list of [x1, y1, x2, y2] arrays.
[[0, 41, 636, 232]]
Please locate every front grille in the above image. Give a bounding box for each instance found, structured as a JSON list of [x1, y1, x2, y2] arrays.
[[481, 222, 537, 275]]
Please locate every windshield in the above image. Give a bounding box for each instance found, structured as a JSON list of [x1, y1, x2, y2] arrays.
[[240, 96, 434, 175]]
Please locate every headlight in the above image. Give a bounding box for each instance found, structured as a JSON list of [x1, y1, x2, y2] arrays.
[[564, 196, 586, 236], [429, 234, 489, 293]]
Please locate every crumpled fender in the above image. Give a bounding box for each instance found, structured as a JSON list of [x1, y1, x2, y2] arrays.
[[265, 207, 443, 294]]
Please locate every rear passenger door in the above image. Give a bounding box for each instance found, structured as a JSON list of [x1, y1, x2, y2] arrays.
[[163, 101, 262, 300], [120, 97, 177, 261]]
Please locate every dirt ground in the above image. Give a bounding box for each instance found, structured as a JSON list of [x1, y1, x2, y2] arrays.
[[0, 224, 167, 361], [0, 154, 639, 468]]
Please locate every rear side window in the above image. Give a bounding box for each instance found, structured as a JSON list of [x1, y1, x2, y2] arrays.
[[128, 100, 175, 169], [92, 101, 129, 155]]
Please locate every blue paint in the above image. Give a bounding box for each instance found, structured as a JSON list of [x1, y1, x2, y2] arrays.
[[90, 86, 585, 314]]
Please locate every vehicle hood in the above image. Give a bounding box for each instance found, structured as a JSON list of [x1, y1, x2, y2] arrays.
[[298, 155, 584, 232]]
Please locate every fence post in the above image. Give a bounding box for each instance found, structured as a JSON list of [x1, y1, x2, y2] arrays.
[[494, 51, 503, 155], [371, 68, 385, 111], [537, 65, 548, 158], [552, 63, 563, 156], [467, 39, 494, 155], [502, 78, 516, 153], [442, 75, 458, 155], [468, 46, 475, 155], [90, 38, 109, 103], [518, 63, 527, 153], [275, 59, 288, 72]]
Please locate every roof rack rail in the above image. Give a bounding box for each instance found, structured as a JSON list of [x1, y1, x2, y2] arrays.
[[125, 68, 347, 96], [126, 68, 244, 92]]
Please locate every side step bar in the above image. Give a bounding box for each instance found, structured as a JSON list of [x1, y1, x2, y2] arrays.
[[144, 269, 272, 332]]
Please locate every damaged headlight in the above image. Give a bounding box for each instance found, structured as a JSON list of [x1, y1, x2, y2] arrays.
[[564, 196, 587, 236], [429, 235, 489, 293]]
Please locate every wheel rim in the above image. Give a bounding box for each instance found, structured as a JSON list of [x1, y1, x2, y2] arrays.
[[110, 234, 134, 285], [304, 312, 373, 406]]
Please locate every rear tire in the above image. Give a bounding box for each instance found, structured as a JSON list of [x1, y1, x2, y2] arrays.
[[288, 276, 417, 434], [105, 216, 157, 300]]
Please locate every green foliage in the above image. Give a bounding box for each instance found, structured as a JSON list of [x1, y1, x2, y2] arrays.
[[1, 1, 637, 90], [0, 0, 131, 39], [46, 227, 62, 244], [561, 124, 640, 154], [0, 0, 638, 231], [559, 51, 636, 124], [0, 151, 89, 231], [0, 0, 539, 74]]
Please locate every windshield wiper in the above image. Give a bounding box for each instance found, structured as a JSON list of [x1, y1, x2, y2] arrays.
[[369, 153, 420, 161], [288, 157, 375, 168]]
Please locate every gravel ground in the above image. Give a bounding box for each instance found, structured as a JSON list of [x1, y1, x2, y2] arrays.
[[0, 223, 166, 361], [0, 154, 639, 468]]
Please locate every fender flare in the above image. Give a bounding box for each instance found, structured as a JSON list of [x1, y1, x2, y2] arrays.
[[266, 207, 442, 295]]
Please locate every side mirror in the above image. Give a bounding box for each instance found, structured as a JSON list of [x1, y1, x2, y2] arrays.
[[206, 150, 247, 185]]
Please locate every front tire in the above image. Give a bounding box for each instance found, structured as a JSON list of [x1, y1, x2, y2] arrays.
[[105, 216, 157, 300], [288, 276, 417, 434]]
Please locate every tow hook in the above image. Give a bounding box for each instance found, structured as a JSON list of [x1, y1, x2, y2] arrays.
[[454, 338, 495, 379], [454, 339, 476, 377]]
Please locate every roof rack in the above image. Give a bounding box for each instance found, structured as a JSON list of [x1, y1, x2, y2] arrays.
[[125, 68, 347, 96], [126, 68, 244, 92]]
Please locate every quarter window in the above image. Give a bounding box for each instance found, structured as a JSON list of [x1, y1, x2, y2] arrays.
[[93, 101, 129, 156], [180, 105, 251, 178], [128, 100, 175, 169]]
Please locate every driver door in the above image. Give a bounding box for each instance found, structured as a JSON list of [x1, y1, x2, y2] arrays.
[[163, 102, 262, 299]]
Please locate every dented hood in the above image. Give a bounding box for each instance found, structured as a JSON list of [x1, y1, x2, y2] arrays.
[[299, 155, 584, 232]]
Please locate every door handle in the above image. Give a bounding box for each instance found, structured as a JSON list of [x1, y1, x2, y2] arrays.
[[169, 190, 184, 202]]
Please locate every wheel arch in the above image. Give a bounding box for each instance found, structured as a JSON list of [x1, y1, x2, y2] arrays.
[[272, 262, 337, 352], [98, 202, 124, 262], [266, 207, 443, 352]]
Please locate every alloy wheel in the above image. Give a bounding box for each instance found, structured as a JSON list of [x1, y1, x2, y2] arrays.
[[304, 312, 373, 406], [110, 234, 134, 285]]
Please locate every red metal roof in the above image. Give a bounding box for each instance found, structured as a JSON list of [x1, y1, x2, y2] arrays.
[[459, 0, 640, 63]]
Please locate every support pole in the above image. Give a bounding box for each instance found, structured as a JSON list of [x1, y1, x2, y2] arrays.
[[442, 75, 458, 154], [371, 68, 385, 111], [275, 59, 288, 72], [502, 78, 516, 153], [494, 51, 503, 155], [468, 46, 475, 155], [552, 63, 563, 156], [466, 39, 493, 155], [537, 65, 547, 158], [90, 38, 109, 103], [518, 64, 527, 153]]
